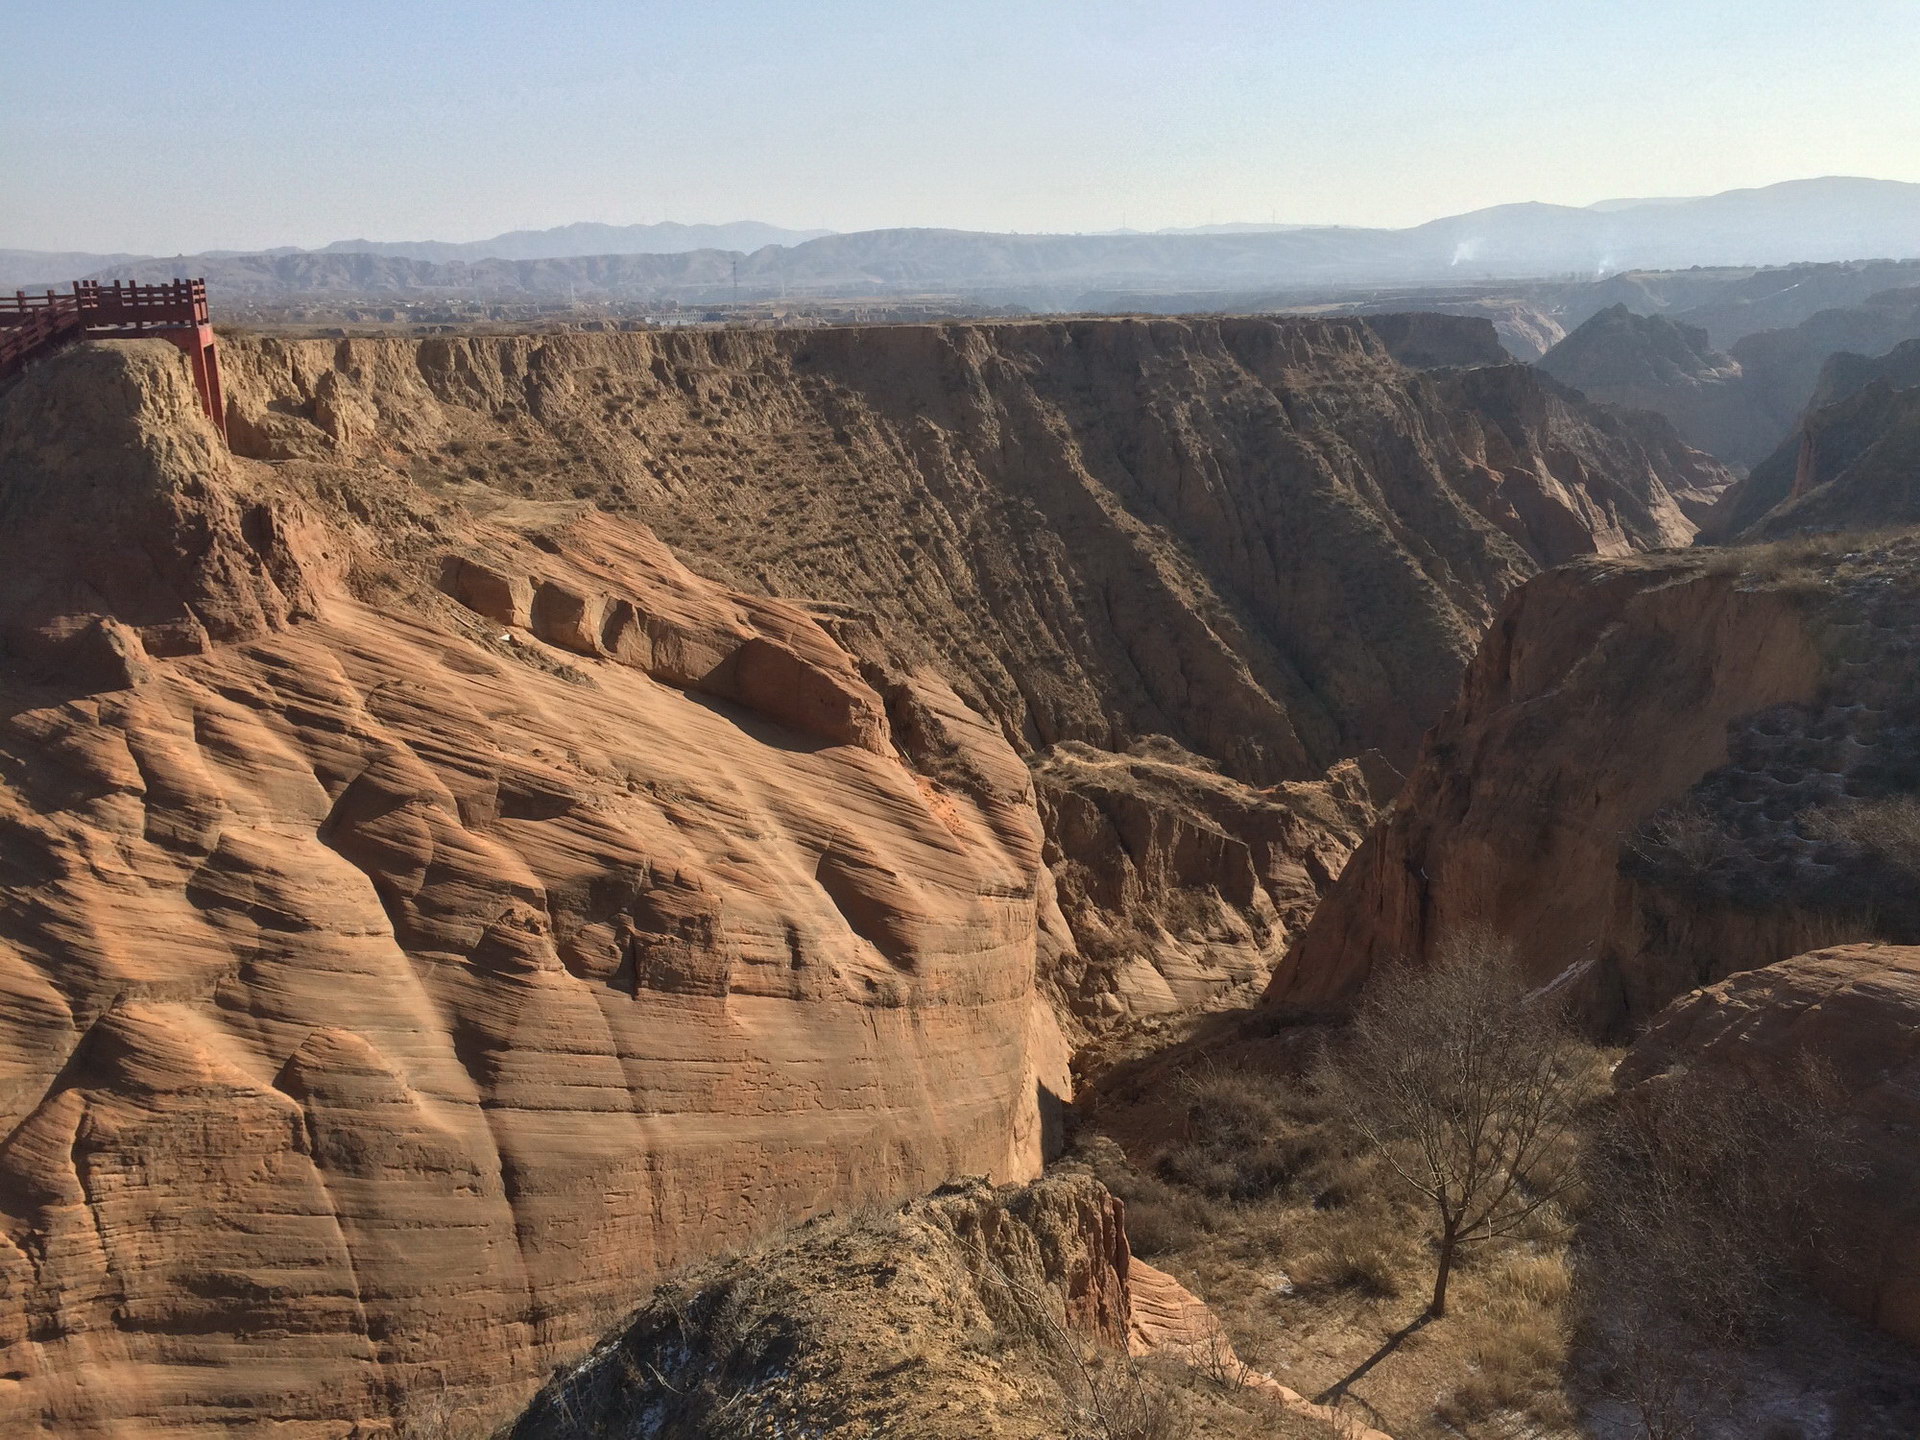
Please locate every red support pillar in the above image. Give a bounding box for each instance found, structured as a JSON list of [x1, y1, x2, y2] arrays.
[[163, 324, 227, 439]]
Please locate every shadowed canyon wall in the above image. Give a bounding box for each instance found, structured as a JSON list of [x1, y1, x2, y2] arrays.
[[1269, 536, 1920, 1029], [217, 316, 1725, 781]]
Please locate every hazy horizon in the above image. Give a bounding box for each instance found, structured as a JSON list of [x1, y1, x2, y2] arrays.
[[8, 175, 1918, 261], [6, 1, 1920, 255]]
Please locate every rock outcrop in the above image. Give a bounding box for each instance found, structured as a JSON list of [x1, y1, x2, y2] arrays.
[[1354, 312, 1511, 369], [1034, 741, 1395, 1018], [509, 1172, 1373, 1440], [1265, 537, 1920, 1028], [218, 318, 1728, 782], [207, 319, 1727, 1008], [1536, 304, 1772, 467], [0, 342, 1071, 1436], [1618, 945, 1920, 1346], [507, 1174, 1137, 1440], [1703, 338, 1920, 541]]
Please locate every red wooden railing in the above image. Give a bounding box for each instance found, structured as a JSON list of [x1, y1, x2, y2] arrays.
[[0, 279, 227, 437]]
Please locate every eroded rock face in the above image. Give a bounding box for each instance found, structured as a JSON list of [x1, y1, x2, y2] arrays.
[[1356, 312, 1511, 369], [218, 318, 1728, 781], [0, 342, 330, 666], [1269, 531, 1920, 1030], [1034, 741, 1395, 1018], [1704, 339, 1920, 541], [1619, 945, 1920, 1346], [1264, 550, 1842, 1028], [0, 343, 1070, 1436], [509, 1170, 1392, 1440], [1536, 304, 1773, 468], [1540, 290, 1920, 475], [0, 320, 1739, 1434], [206, 320, 1727, 1017]]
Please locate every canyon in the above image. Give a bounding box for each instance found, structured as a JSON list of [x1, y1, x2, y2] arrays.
[[0, 316, 1732, 1436], [2, 288, 1919, 1436], [1537, 286, 1920, 469]]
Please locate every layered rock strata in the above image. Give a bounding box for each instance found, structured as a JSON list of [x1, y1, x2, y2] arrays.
[[1034, 741, 1395, 1018], [1539, 290, 1920, 474], [1703, 338, 1920, 541], [217, 318, 1728, 781], [0, 342, 1070, 1436], [0, 315, 1740, 1433]]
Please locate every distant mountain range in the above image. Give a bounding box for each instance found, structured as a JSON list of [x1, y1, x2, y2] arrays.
[[5, 178, 1918, 303], [309, 220, 836, 262]]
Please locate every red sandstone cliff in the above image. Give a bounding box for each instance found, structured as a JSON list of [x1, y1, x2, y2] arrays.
[[211, 317, 1727, 1014], [0, 342, 1069, 1435]]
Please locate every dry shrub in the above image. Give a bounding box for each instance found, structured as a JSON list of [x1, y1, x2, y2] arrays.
[[1288, 1205, 1414, 1300], [1070, 1352, 1186, 1440], [1697, 532, 1863, 582], [1301, 1143, 1378, 1211], [1582, 1058, 1850, 1343], [1121, 1182, 1216, 1259], [1157, 1068, 1312, 1202], [1063, 1136, 1220, 1259], [1624, 800, 1741, 885], [976, 1257, 1185, 1440], [393, 1388, 502, 1440], [1577, 1057, 1861, 1436], [1489, 1251, 1573, 1314]]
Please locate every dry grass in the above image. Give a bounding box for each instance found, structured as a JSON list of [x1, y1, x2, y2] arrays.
[[1157, 1068, 1316, 1202], [1287, 1203, 1420, 1302], [1067, 1022, 1590, 1440], [392, 1387, 512, 1440], [1437, 1252, 1575, 1427], [1067, 996, 1920, 1440], [1693, 528, 1895, 582], [1807, 793, 1920, 879]]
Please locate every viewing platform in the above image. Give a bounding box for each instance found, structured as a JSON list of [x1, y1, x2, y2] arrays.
[[0, 278, 227, 436]]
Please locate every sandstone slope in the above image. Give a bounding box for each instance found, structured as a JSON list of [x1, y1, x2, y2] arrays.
[[1266, 535, 1920, 1028], [0, 316, 1737, 1434], [1618, 944, 1920, 1346], [0, 341, 1071, 1436], [217, 317, 1725, 780]]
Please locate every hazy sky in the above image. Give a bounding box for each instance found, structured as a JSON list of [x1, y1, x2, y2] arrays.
[[6, 0, 1919, 253]]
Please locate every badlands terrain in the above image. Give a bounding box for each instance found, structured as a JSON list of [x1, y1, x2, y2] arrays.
[[2, 296, 1920, 1439]]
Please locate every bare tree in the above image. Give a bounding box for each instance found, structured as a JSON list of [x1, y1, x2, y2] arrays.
[[1312, 933, 1596, 1318]]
